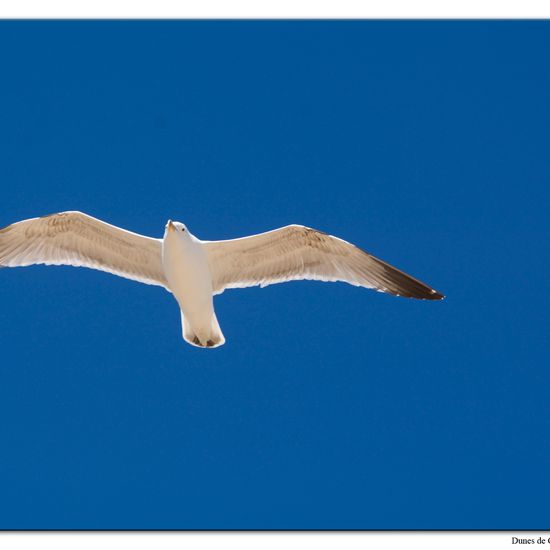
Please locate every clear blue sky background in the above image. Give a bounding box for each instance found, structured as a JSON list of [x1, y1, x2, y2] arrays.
[[0, 21, 548, 529]]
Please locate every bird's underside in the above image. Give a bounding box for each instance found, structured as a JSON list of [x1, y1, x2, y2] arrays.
[[0, 211, 444, 348]]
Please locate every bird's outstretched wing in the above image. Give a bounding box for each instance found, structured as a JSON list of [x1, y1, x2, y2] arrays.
[[0, 211, 168, 288], [203, 225, 443, 300]]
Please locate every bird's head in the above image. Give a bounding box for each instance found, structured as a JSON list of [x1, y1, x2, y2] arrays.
[[164, 220, 188, 238]]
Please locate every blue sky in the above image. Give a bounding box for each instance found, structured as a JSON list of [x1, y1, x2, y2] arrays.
[[0, 21, 549, 529]]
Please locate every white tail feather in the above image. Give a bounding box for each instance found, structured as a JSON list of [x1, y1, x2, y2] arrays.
[[181, 311, 225, 348]]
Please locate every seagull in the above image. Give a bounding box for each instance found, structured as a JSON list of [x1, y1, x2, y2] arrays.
[[0, 211, 444, 348]]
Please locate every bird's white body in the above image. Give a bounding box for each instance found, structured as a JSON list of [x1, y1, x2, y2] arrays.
[[162, 222, 224, 347], [0, 211, 443, 349]]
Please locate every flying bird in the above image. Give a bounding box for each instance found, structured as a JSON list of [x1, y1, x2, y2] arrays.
[[0, 212, 444, 348]]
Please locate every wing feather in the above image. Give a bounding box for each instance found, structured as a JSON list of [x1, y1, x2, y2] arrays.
[[0, 211, 168, 288], [204, 225, 443, 300]]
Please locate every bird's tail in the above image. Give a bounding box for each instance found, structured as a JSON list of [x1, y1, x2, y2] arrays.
[[181, 311, 225, 349]]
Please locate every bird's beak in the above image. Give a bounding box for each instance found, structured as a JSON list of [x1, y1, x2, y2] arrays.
[[167, 220, 175, 232]]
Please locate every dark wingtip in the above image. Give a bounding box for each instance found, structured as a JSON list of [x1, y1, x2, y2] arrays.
[[378, 259, 445, 301], [401, 289, 445, 301], [425, 290, 445, 301]]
